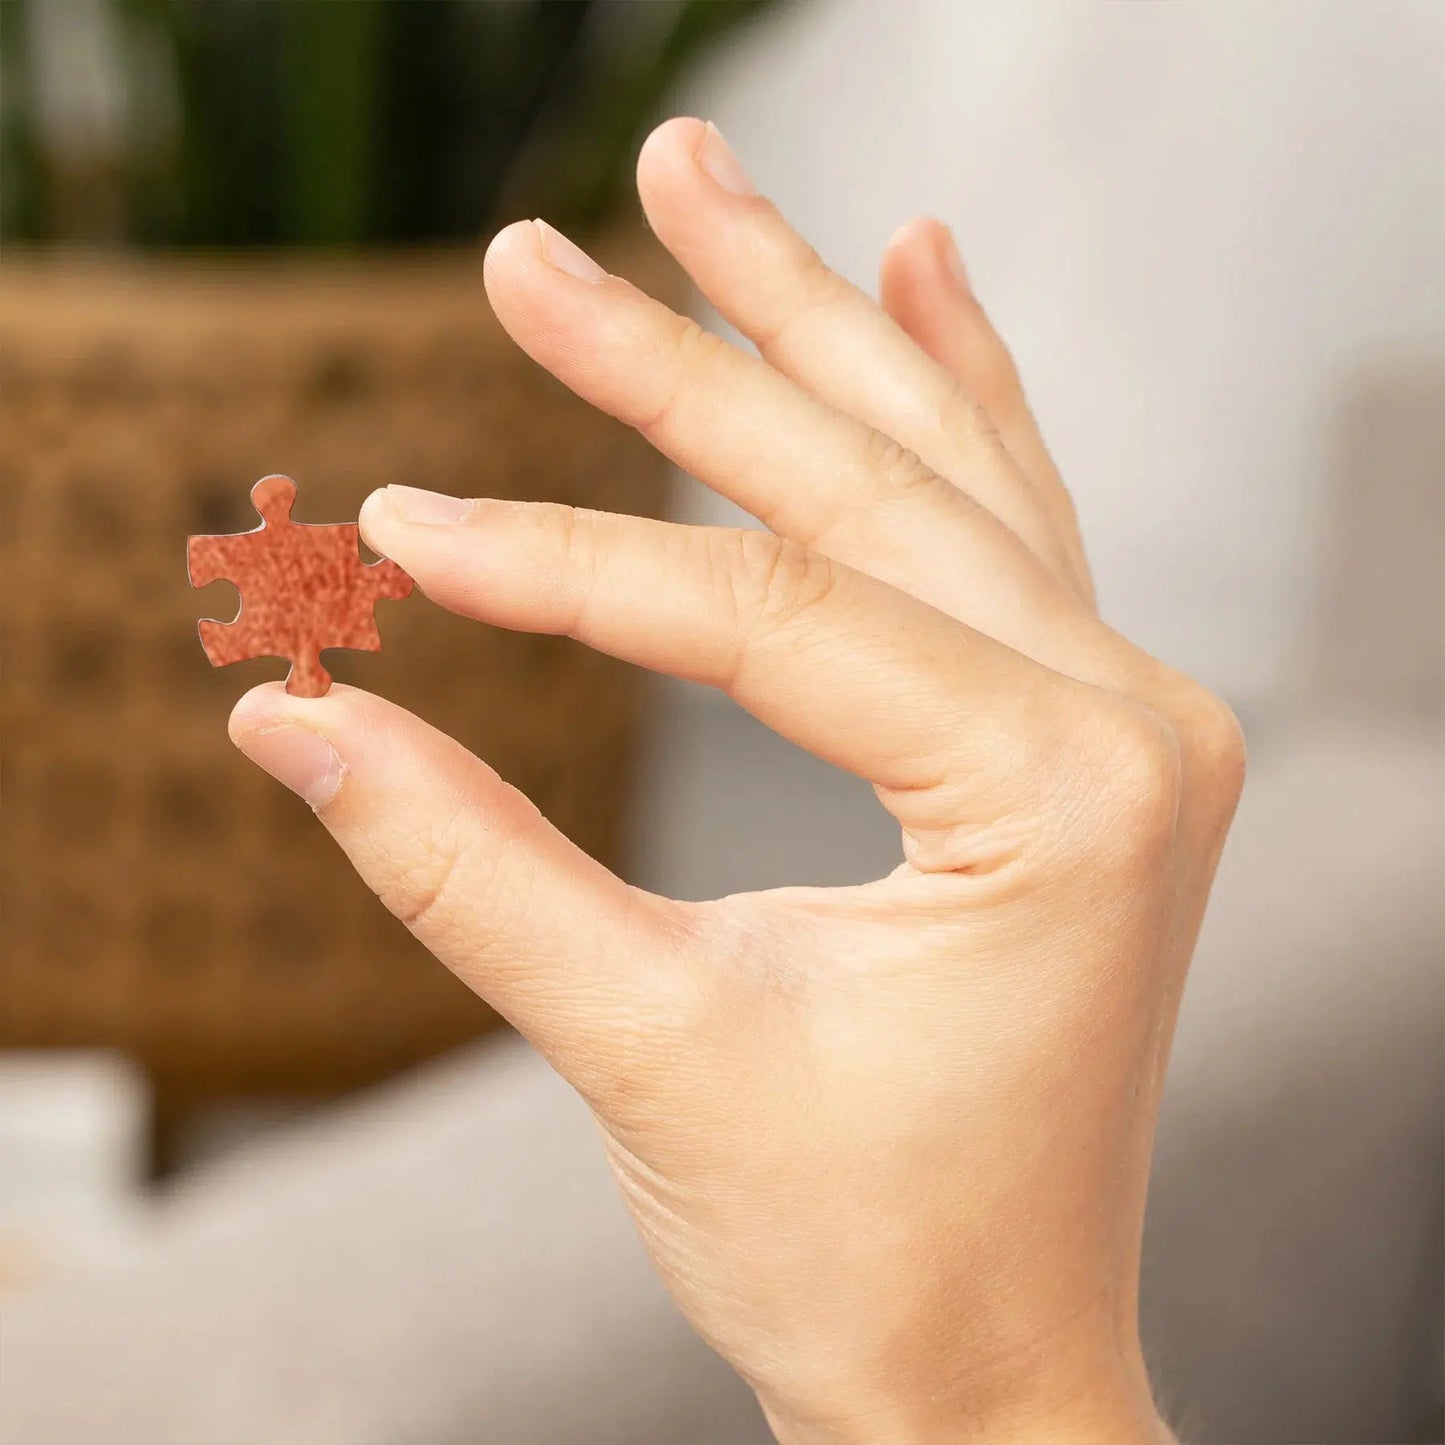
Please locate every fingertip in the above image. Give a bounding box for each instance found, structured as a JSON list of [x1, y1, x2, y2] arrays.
[[636, 115, 707, 192], [484, 218, 540, 263], [227, 680, 372, 745], [882, 216, 963, 290], [482, 219, 542, 295], [228, 680, 292, 743], [357, 486, 393, 551], [880, 220, 976, 362], [884, 215, 945, 258], [483, 217, 618, 360]]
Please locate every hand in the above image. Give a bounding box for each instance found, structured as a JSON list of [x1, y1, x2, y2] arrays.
[[230, 118, 1243, 1444]]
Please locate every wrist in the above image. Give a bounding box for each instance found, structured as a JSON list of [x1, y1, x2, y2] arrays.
[[765, 1402, 1173, 1445], [759, 1359, 1172, 1445]]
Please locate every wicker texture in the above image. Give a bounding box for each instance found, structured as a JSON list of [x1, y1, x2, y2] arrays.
[[0, 245, 674, 1117]]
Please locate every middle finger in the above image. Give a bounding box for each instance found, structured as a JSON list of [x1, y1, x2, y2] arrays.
[[634, 117, 1081, 594], [483, 219, 1079, 665]]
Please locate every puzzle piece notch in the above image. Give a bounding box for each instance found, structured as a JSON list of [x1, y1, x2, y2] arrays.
[[187, 474, 413, 697]]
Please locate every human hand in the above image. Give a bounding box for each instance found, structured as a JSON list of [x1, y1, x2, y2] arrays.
[[230, 118, 1243, 1444]]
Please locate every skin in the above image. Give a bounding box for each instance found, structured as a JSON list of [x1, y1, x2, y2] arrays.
[[230, 118, 1244, 1444]]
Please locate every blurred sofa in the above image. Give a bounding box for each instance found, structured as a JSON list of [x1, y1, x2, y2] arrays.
[[3, 689, 1439, 1445]]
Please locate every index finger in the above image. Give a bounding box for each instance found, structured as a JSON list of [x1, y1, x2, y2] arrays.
[[360, 492, 1090, 830]]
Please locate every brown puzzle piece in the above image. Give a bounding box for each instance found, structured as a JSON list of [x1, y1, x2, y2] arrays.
[[187, 475, 413, 696]]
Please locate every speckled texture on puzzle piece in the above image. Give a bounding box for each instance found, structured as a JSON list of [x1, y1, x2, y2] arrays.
[[187, 475, 413, 696]]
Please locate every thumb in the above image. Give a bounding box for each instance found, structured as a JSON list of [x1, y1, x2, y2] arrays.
[[228, 682, 692, 1091]]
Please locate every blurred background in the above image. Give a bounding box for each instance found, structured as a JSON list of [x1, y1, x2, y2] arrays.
[[0, 2, 1440, 1443]]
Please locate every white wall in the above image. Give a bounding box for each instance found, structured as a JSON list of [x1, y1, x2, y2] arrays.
[[678, 0, 1445, 706]]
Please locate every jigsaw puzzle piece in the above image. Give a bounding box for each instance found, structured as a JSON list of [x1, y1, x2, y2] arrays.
[[282, 647, 331, 698], [250, 473, 300, 522], [196, 615, 259, 669], [186, 474, 413, 697], [359, 556, 414, 604], [195, 619, 331, 697], [186, 531, 246, 590]]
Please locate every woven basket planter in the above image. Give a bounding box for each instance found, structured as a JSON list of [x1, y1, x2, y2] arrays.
[[0, 242, 676, 1138]]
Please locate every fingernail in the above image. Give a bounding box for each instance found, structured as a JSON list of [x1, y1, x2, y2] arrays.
[[235, 726, 344, 810], [697, 122, 755, 196], [534, 220, 607, 283], [938, 225, 970, 290], [386, 484, 473, 526]]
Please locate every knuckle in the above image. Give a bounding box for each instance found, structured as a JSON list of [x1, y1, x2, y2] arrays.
[[633, 316, 728, 439], [632, 320, 716, 439], [1137, 663, 1249, 820], [517, 502, 611, 629], [751, 236, 854, 354], [704, 528, 766, 638], [518, 499, 584, 558], [671, 314, 730, 373], [368, 793, 546, 958], [792, 236, 833, 291], [373, 812, 473, 940], [1054, 478, 1083, 528], [861, 428, 941, 502], [722, 531, 837, 637], [789, 243, 847, 312], [937, 382, 1003, 455], [1180, 684, 1249, 814], [1077, 701, 1184, 859]]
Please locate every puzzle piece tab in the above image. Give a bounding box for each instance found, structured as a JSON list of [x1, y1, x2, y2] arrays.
[[187, 475, 413, 696]]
